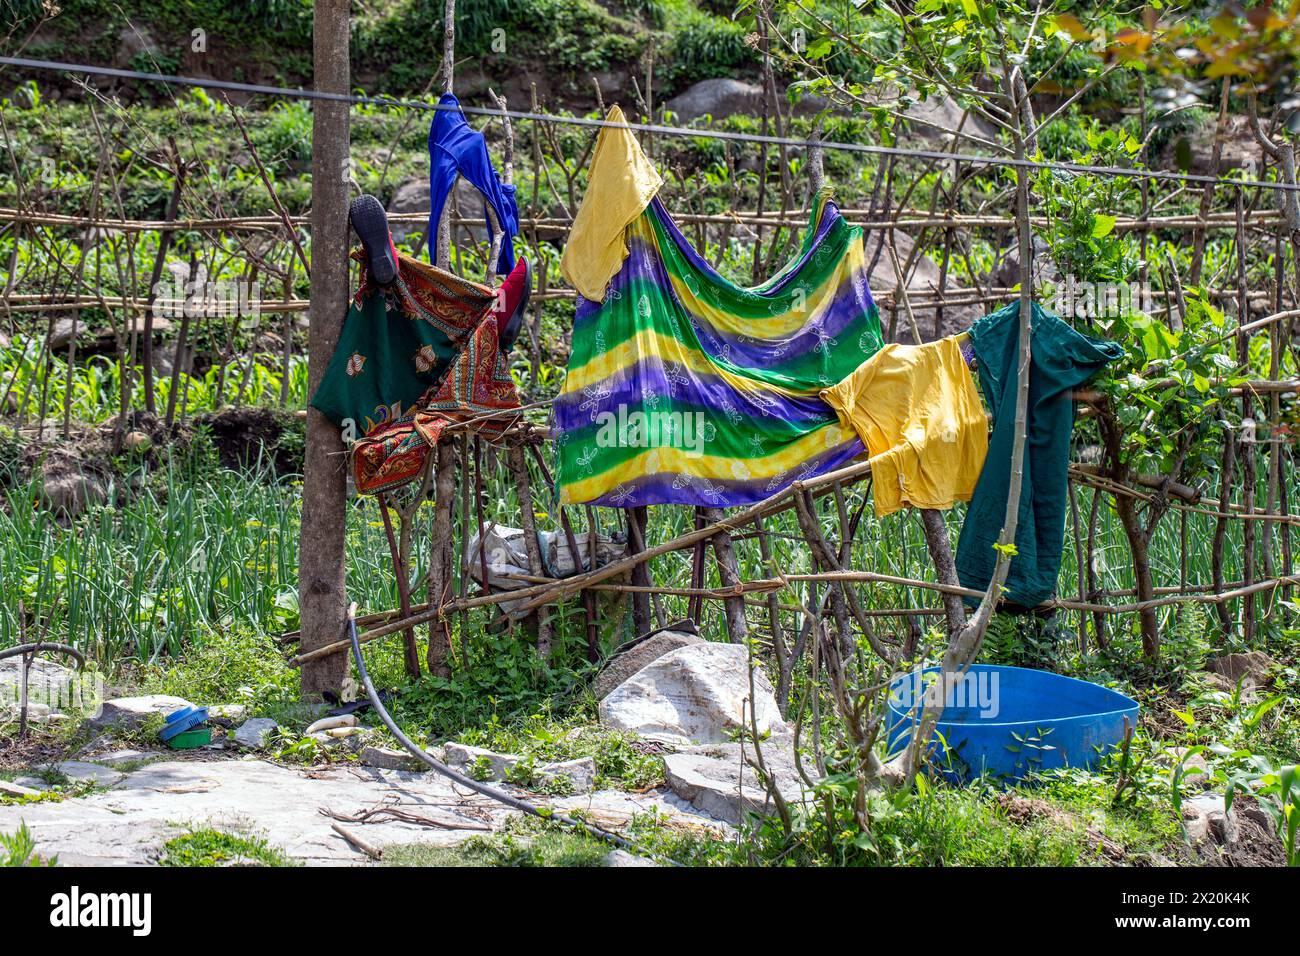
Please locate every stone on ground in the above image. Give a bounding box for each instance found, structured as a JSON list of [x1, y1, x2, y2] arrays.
[[1206, 652, 1274, 686], [662, 740, 804, 826], [232, 718, 279, 750], [1, 657, 81, 706], [358, 745, 426, 772], [87, 694, 194, 732], [444, 742, 521, 780], [442, 745, 595, 793], [603, 848, 658, 867], [599, 642, 788, 746], [1160, 746, 1210, 786], [537, 757, 596, 794], [665, 78, 765, 122], [0, 779, 41, 798], [39, 459, 108, 517], [592, 626, 702, 700], [208, 704, 248, 722], [51, 761, 126, 788]]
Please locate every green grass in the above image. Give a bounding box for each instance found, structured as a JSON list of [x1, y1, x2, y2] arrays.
[[1, 823, 57, 866], [156, 827, 294, 867], [0, 338, 309, 426], [142, 625, 298, 713], [384, 830, 612, 868], [450, 706, 665, 791]]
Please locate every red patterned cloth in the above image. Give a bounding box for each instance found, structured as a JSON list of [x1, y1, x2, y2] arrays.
[[351, 308, 522, 494]]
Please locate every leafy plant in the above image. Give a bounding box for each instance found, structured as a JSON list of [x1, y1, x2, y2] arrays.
[[157, 827, 294, 867], [1, 823, 56, 866]]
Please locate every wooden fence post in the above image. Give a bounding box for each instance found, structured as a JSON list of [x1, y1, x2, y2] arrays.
[[298, 0, 351, 698]]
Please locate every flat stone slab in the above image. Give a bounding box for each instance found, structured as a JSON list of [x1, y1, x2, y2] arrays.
[[89, 749, 154, 768], [51, 761, 126, 788], [0, 759, 725, 866], [357, 746, 426, 772]]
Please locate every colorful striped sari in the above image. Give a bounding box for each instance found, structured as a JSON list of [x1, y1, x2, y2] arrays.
[[556, 191, 883, 507]]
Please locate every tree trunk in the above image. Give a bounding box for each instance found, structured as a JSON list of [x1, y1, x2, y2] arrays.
[[298, 0, 351, 699], [428, 440, 457, 677], [1212, 422, 1237, 633], [701, 506, 748, 644], [142, 155, 184, 416], [919, 508, 965, 640], [1115, 497, 1159, 659], [626, 505, 653, 636]]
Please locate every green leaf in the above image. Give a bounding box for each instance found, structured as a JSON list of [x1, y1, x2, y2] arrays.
[[1091, 214, 1117, 238]]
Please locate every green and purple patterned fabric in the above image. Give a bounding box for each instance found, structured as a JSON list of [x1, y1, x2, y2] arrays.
[[557, 191, 883, 507]]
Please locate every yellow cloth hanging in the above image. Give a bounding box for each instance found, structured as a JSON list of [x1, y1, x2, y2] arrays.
[[820, 334, 988, 517], [559, 105, 664, 301]]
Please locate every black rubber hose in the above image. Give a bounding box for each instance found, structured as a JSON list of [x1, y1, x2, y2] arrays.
[[345, 608, 676, 863], [0, 643, 86, 667]]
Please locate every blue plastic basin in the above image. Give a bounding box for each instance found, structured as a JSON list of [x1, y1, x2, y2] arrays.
[[885, 664, 1139, 784]]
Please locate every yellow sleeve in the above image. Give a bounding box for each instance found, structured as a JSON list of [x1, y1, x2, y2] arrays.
[[559, 105, 664, 301]]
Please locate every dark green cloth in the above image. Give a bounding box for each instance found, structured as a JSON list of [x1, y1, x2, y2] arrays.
[[310, 265, 491, 436], [956, 300, 1123, 609]]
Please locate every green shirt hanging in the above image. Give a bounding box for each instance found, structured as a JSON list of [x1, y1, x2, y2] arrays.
[[310, 253, 494, 437], [956, 300, 1123, 609]]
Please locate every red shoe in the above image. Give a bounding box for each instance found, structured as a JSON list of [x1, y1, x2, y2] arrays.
[[492, 257, 531, 353]]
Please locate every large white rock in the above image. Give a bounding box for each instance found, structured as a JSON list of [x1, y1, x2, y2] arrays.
[[592, 627, 702, 700], [598, 643, 788, 746], [86, 695, 193, 732]]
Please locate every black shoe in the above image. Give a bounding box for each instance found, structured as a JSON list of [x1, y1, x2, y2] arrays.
[[349, 194, 400, 286]]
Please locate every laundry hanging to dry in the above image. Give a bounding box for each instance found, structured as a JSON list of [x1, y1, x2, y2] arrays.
[[555, 106, 884, 508], [309, 251, 526, 495], [820, 332, 989, 517], [310, 250, 497, 438], [955, 300, 1123, 608]]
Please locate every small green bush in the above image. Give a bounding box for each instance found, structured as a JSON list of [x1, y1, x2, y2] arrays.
[[157, 827, 293, 866]]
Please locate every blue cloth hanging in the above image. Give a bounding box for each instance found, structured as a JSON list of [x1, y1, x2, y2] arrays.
[[428, 93, 518, 275]]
